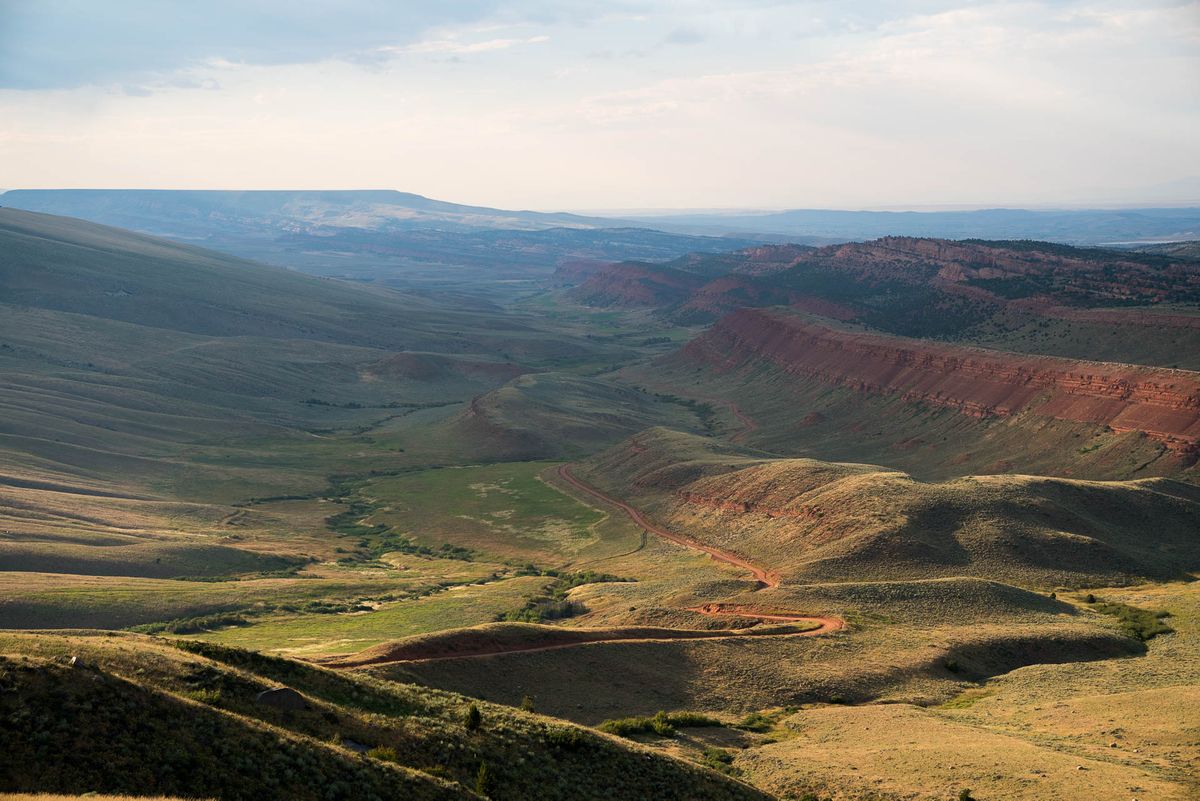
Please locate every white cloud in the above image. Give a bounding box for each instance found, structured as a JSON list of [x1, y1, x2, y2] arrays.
[[0, 1, 1196, 208], [386, 35, 551, 55]]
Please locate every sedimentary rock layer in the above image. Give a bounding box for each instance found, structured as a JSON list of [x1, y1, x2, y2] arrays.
[[674, 309, 1200, 452]]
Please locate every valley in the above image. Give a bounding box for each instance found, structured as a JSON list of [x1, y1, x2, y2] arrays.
[[1, 204, 1198, 801]]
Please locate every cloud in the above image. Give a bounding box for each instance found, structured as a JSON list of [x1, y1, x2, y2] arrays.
[[0, 0, 505, 89], [388, 35, 551, 56], [663, 27, 706, 45]]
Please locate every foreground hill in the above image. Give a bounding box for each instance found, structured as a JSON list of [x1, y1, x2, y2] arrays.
[[0, 631, 767, 801]]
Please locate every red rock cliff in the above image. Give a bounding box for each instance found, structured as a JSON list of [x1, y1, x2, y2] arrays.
[[676, 309, 1200, 452]]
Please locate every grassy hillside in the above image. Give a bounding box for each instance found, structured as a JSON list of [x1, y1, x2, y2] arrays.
[[733, 579, 1200, 801], [576, 428, 1200, 587], [0, 631, 768, 801]]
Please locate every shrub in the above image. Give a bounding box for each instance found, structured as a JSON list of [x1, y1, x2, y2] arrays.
[[597, 711, 719, 738], [519, 695, 535, 713], [465, 702, 481, 730], [959, 790, 976, 801], [734, 711, 773, 732], [475, 762, 494, 796], [366, 745, 398, 763], [181, 688, 221, 705], [545, 726, 587, 751], [698, 747, 741, 776], [650, 710, 675, 737], [497, 570, 631, 623], [665, 711, 722, 728], [1087, 597, 1173, 641]]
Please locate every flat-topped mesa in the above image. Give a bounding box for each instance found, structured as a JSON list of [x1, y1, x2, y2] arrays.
[[675, 308, 1200, 452]]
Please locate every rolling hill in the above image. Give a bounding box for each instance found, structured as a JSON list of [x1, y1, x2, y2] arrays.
[[575, 428, 1200, 587], [0, 190, 762, 290]]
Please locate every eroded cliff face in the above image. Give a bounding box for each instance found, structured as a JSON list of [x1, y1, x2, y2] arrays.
[[675, 309, 1200, 453]]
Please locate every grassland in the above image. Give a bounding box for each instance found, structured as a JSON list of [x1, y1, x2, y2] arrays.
[[186, 576, 550, 657], [728, 579, 1200, 801], [0, 630, 768, 801], [364, 462, 608, 565], [5, 211, 1200, 801]]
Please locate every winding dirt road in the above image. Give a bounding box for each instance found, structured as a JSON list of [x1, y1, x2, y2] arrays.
[[725, 401, 758, 444], [326, 463, 842, 670], [557, 464, 781, 588]]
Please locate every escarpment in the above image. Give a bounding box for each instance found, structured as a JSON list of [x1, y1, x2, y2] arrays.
[[673, 309, 1200, 453]]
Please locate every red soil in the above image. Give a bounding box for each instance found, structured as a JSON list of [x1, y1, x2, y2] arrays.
[[557, 464, 781, 588], [323, 466, 843, 670], [676, 309, 1200, 453]]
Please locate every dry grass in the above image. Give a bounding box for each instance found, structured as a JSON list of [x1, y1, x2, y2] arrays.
[[737, 702, 1182, 801], [0, 630, 767, 801], [580, 427, 1200, 588], [723, 579, 1200, 801]]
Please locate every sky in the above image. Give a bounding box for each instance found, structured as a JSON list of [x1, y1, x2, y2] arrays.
[[0, 0, 1197, 210]]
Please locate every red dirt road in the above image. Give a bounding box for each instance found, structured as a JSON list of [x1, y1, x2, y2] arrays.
[[556, 464, 781, 588], [725, 401, 758, 444], [325, 464, 842, 670]]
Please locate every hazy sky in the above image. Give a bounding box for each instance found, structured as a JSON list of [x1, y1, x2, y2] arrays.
[[1, 1, 1197, 210]]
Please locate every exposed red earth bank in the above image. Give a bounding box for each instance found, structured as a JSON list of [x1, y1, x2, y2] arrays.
[[674, 308, 1200, 454]]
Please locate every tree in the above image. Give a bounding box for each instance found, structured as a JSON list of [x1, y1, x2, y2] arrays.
[[465, 702, 482, 730]]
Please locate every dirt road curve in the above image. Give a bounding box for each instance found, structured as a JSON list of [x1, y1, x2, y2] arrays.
[[687, 603, 844, 632], [726, 402, 758, 444], [324, 464, 842, 670], [557, 464, 781, 588]]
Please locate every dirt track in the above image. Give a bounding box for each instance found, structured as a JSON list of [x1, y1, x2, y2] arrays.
[[326, 464, 842, 669], [557, 464, 781, 588], [725, 401, 758, 444]]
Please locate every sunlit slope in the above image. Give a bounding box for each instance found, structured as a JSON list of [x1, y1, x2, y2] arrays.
[[630, 308, 1200, 481], [578, 428, 1200, 587], [0, 211, 607, 590]]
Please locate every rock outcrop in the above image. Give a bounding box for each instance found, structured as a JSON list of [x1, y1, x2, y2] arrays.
[[674, 309, 1200, 453]]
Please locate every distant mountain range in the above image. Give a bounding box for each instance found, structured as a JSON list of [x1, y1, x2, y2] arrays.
[[0, 189, 764, 290], [625, 206, 1200, 245]]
